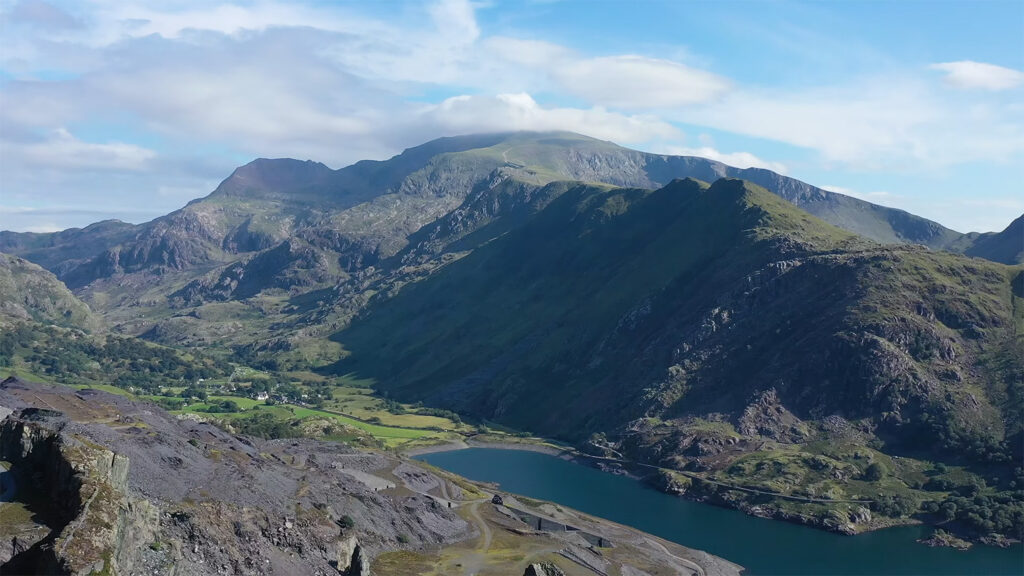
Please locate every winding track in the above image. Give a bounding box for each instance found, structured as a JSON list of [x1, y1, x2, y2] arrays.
[[467, 500, 493, 551], [647, 537, 705, 576]]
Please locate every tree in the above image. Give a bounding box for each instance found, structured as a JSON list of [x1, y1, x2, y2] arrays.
[[864, 462, 886, 481]]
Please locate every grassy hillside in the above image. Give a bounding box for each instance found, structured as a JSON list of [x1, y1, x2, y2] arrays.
[[0, 252, 101, 331], [1, 132, 1008, 363], [330, 177, 1024, 540], [964, 215, 1024, 264], [331, 178, 863, 425]]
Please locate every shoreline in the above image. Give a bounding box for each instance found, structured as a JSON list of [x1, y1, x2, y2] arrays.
[[402, 436, 571, 458], [407, 437, 1024, 549]]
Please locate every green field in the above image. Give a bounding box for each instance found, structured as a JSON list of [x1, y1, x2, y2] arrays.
[[168, 394, 454, 448]]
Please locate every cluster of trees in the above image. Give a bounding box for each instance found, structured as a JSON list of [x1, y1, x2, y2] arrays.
[[181, 386, 209, 400], [416, 406, 462, 424], [871, 494, 918, 518], [0, 323, 227, 391], [916, 466, 1024, 538], [206, 399, 240, 413], [923, 493, 1024, 538], [381, 399, 463, 424], [232, 412, 300, 439]]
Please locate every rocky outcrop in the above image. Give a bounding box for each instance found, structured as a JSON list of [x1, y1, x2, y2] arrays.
[[0, 409, 157, 575], [335, 535, 369, 575], [917, 529, 972, 550], [736, 388, 808, 443], [171, 239, 334, 305], [524, 561, 566, 576]]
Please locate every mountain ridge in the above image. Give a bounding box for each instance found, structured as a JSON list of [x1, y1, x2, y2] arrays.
[[3, 131, 1009, 280], [1, 130, 1016, 365], [1, 135, 1021, 543], [326, 175, 1023, 539]]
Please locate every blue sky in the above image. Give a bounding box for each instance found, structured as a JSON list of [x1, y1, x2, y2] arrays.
[[0, 0, 1021, 233]]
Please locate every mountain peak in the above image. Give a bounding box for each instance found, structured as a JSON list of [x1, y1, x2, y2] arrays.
[[211, 158, 333, 200], [964, 212, 1024, 264]]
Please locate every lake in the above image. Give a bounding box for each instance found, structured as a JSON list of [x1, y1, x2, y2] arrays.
[[418, 448, 1023, 575]]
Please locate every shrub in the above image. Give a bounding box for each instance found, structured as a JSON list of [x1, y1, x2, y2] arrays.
[[864, 462, 886, 481]]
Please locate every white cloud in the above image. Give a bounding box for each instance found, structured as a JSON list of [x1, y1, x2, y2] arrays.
[[821, 185, 898, 204], [10, 128, 156, 171], [6, 0, 82, 29], [484, 36, 572, 68], [422, 93, 681, 143], [429, 0, 480, 44], [80, 2, 380, 44], [0, 205, 166, 232], [818, 185, 1024, 233], [0, 0, 1021, 235], [22, 223, 63, 233], [676, 78, 1024, 168], [659, 145, 788, 173], [556, 55, 730, 108], [929, 61, 1024, 91]]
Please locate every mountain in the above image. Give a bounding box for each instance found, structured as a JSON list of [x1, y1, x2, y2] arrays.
[[963, 215, 1024, 264], [333, 178, 1021, 454], [0, 132, 979, 288], [331, 178, 1024, 538], [0, 132, 1005, 357], [2, 132, 1022, 542], [0, 219, 139, 278], [0, 252, 100, 331]]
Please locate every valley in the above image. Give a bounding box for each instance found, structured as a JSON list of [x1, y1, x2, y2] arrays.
[[1, 131, 1022, 574]]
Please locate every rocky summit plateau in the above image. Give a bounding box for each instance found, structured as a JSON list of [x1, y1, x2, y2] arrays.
[[0, 131, 1022, 575]]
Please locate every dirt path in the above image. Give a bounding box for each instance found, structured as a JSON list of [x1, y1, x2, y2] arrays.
[[453, 500, 494, 576], [646, 538, 704, 576], [468, 500, 492, 551]]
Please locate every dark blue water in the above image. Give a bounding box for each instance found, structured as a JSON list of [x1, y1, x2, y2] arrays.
[[419, 448, 1023, 575]]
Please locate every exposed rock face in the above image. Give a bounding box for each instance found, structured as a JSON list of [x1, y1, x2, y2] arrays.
[[171, 238, 334, 305], [0, 410, 157, 575], [336, 535, 369, 575], [850, 506, 872, 525], [0, 377, 477, 575], [524, 561, 566, 576], [737, 388, 807, 443]]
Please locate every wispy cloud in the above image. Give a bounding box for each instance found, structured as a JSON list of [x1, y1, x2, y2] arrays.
[[554, 55, 730, 108], [659, 145, 787, 173], [675, 78, 1024, 169], [0, 0, 1021, 234], [821, 185, 899, 204], [8, 128, 156, 171], [929, 61, 1024, 91], [422, 93, 681, 143], [820, 185, 1023, 233]]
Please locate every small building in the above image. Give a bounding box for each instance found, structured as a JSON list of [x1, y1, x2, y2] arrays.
[[491, 494, 504, 505], [255, 391, 269, 401]]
